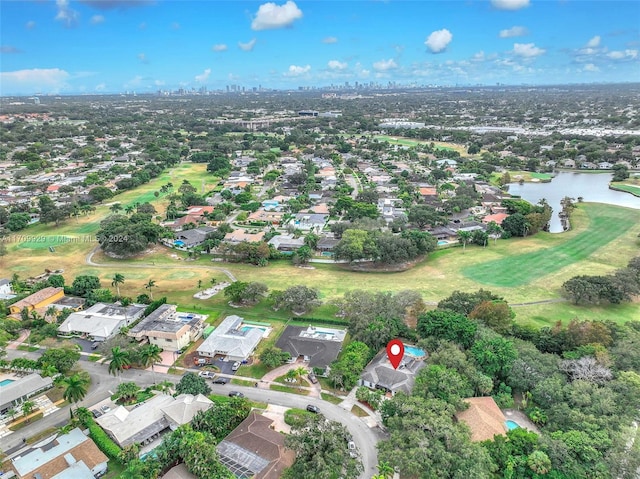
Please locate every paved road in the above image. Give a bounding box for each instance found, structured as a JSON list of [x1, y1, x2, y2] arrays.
[[3, 350, 382, 478]]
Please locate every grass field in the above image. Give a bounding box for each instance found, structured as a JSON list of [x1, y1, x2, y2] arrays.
[[610, 183, 640, 197], [462, 203, 639, 286], [373, 135, 469, 155]]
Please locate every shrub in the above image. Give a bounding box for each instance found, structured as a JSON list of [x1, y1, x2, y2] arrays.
[[81, 415, 122, 459]]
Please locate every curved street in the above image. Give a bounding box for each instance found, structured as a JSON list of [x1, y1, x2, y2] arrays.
[[3, 348, 382, 479]]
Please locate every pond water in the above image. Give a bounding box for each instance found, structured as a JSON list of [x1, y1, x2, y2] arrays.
[[507, 171, 640, 233]]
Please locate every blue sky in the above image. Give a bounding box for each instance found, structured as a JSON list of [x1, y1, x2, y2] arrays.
[[1, 0, 639, 95]]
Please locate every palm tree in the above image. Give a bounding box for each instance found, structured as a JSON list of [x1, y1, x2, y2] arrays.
[[210, 278, 216, 286], [21, 401, 35, 422], [457, 230, 472, 253], [294, 366, 308, 387], [486, 221, 502, 245], [111, 273, 125, 297], [125, 205, 135, 215], [108, 347, 131, 382], [145, 279, 157, 300], [284, 369, 297, 384], [197, 280, 202, 290], [45, 306, 58, 322], [115, 381, 140, 404], [139, 344, 162, 384], [109, 203, 122, 214], [40, 364, 58, 377], [376, 461, 395, 479], [62, 373, 90, 409]]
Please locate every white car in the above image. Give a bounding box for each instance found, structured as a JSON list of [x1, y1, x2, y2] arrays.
[[199, 371, 214, 378]]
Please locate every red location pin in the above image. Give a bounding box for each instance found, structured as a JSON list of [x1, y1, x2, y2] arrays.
[[386, 339, 404, 370]]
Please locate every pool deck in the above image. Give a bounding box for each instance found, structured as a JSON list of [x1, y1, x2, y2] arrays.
[[502, 409, 540, 434]]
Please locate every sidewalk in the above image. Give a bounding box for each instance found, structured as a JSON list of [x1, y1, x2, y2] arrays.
[[6, 330, 30, 350]]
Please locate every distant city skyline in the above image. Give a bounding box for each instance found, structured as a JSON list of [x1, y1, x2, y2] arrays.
[[1, 0, 639, 96]]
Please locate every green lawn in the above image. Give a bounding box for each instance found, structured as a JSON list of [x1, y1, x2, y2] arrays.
[[462, 203, 640, 287], [610, 183, 640, 197]]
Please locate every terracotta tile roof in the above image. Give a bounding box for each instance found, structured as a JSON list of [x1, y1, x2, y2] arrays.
[[482, 213, 509, 225], [455, 397, 507, 442], [419, 187, 437, 196], [11, 287, 63, 310]]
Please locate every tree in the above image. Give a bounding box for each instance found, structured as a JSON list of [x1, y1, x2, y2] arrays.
[[486, 221, 502, 244], [418, 309, 478, 349], [108, 347, 131, 380], [437, 289, 502, 316], [72, 275, 101, 297], [279, 285, 321, 315], [376, 461, 395, 479], [413, 364, 474, 409], [176, 372, 211, 396], [471, 337, 518, 381], [501, 213, 530, 237], [259, 346, 291, 368], [145, 279, 157, 300], [408, 205, 446, 228], [0, 243, 6, 266], [116, 381, 140, 403], [111, 273, 125, 296], [457, 230, 473, 252], [37, 347, 81, 374], [22, 401, 36, 422], [89, 186, 114, 203], [139, 344, 162, 383], [62, 373, 90, 407], [527, 450, 552, 475], [6, 213, 30, 231], [110, 203, 123, 214], [292, 245, 312, 265], [284, 415, 363, 479], [469, 301, 515, 334], [47, 274, 65, 288], [224, 281, 248, 304], [191, 397, 251, 441]]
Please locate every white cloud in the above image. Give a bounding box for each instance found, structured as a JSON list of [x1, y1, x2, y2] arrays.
[[322, 36, 338, 44], [0, 68, 70, 94], [491, 0, 530, 10], [195, 68, 211, 83], [586, 36, 601, 48], [512, 42, 546, 58], [95, 83, 106, 91], [137, 53, 148, 64], [425, 29, 452, 53], [238, 39, 257, 51], [328, 60, 348, 70], [285, 64, 311, 76], [55, 0, 80, 28], [472, 51, 486, 61], [90, 14, 105, 24], [499, 26, 528, 38], [607, 49, 638, 60], [373, 58, 398, 71], [212, 44, 228, 52], [26, 20, 36, 29], [583, 63, 600, 72], [251, 1, 303, 31]]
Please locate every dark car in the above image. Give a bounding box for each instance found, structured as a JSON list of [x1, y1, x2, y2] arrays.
[[212, 378, 228, 384], [91, 409, 102, 418], [306, 404, 320, 413], [228, 391, 244, 398], [308, 372, 318, 384]]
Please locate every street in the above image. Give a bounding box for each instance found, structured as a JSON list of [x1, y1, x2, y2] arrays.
[[3, 348, 382, 479]]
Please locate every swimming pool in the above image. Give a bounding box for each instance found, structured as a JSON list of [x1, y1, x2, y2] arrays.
[[0, 379, 15, 387], [174, 240, 185, 247], [176, 314, 196, 322], [404, 345, 426, 358], [437, 240, 448, 245], [241, 325, 267, 333], [505, 420, 520, 430]]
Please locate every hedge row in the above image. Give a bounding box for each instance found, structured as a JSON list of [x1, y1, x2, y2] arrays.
[[84, 417, 122, 459], [291, 316, 349, 326]]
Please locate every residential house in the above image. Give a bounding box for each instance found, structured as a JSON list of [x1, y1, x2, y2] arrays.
[[185, 205, 215, 217], [217, 411, 295, 479], [248, 209, 284, 225], [261, 199, 280, 211], [359, 347, 426, 396], [267, 234, 305, 252], [160, 394, 213, 431], [482, 213, 509, 225], [9, 287, 65, 316], [162, 464, 196, 479], [174, 226, 215, 248], [377, 198, 406, 223], [96, 394, 176, 448], [0, 374, 54, 414], [223, 230, 266, 244], [316, 236, 340, 253], [455, 397, 508, 442], [128, 304, 206, 352], [167, 215, 202, 232], [275, 326, 346, 369], [0, 278, 16, 300], [293, 213, 327, 232], [598, 161, 614, 169], [58, 302, 146, 342], [9, 428, 108, 479], [197, 315, 263, 362]]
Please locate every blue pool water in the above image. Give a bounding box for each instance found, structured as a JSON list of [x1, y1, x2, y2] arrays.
[[404, 345, 426, 358], [0, 379, 15, 387], [506, 420, 519, 430], [437, 240, 448, 245], [241, 325, 267, 333], [177, 314, 195, 322], [174, 240, 185, 247]]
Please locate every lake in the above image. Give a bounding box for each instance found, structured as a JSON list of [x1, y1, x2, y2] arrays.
[[507, 171, 640, 233]]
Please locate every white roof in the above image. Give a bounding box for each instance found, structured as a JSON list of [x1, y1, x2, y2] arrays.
[[57, 303, 144, 338], [197, 315, 263, 359], [160, 394, 213, 428]]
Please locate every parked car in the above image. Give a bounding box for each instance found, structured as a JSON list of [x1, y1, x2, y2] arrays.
[[347, 441, 357, 458], [212, 378, 228, 384], [198, 371, 214, 378], [308, 372, 318, 384], [306, 404, 320, 414], [100, 405, 111, 413], [231, 361, 241, 371], [91, 342, 99, 350], [228, 391, 244, 398], [91, 409, 102, 418]]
